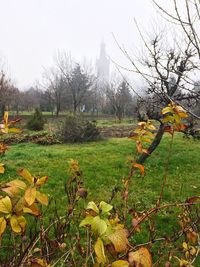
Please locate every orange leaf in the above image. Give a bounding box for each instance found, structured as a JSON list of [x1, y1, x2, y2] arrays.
[[133, 163, 145, 175], [0, 163, 5, 174]]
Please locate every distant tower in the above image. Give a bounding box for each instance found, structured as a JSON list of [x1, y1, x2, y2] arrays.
[[96, 41, 110, 84]]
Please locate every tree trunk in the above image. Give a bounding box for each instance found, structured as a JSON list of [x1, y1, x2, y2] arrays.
[[137, 123, 165, 164]]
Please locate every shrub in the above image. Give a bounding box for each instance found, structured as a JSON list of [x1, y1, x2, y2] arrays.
[[27, 109, 45, 131], [61, 114, 100, 143]]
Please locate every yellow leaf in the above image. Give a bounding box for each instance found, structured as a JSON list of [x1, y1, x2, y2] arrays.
[[162, 106, 172, 115], [24, 187, 37, 206], [23, 203, 41, 216], [128, 247, 152, 267], [35, 176, 48, 187], [0, 196, 12, 214], [94, 238, 107, 264], [0, 217, 6, 237], [99, 201, 113, 214], [112, 260, 129, 267], [7, 179, 27, 190], [0, 163, 5, 174], [86, 201, 99, 214], [18, 168, 34, 184], [10, 215, 26, 233], [146, 124, 156, 131], [30, 258, 50, 266], [177, 111, 188, 118], [108, 229, 129, 252], [14, 197, 26, 213], [79, 216, 94, 227], [3, 112, 8, 126], [36, 191, 48, 206], [133, 163, 145, 175], [8, 128, 21, 133]]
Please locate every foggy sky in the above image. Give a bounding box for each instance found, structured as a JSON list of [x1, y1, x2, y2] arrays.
[[0, 0, 158, 89]]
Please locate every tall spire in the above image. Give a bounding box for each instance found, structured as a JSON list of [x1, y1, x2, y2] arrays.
[[96, 41, 110, 84]]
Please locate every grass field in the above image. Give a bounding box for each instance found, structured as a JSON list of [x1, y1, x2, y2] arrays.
[[1, 133, 200, 265], [3, 134, 199, 205]]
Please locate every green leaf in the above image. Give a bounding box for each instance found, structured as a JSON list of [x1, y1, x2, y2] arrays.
[[79, 216, 94, 227], [94, 238, 107, 264], [99, 201, 113, 214], [86, 201, 99, 214], [112, 260, 129, 267], [91, 216, 107, 236]]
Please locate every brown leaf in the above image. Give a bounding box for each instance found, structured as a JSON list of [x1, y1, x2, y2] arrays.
[[2, 185, 19, 197], [128, 247, 152, 267], [132, 218, 141, 233], [187, 231, 197, 244], [108, 229, 129, 253], [186, 196, 200, 204], [163, 126, 174, 135]]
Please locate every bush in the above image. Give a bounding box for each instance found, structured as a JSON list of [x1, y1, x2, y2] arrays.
[[61, 114, 100, 143], [27, 109, 45, 131]]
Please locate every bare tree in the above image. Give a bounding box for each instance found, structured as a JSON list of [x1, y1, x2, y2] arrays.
[[42, 68, 67, 116], [0, 71, 15, 116], [105, 79, 133, 122], [115, 11, 200, 163]]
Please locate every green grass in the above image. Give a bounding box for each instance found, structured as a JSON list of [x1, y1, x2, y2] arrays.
[[2, 134, 199, 206], [1, 134, 200, 265]]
